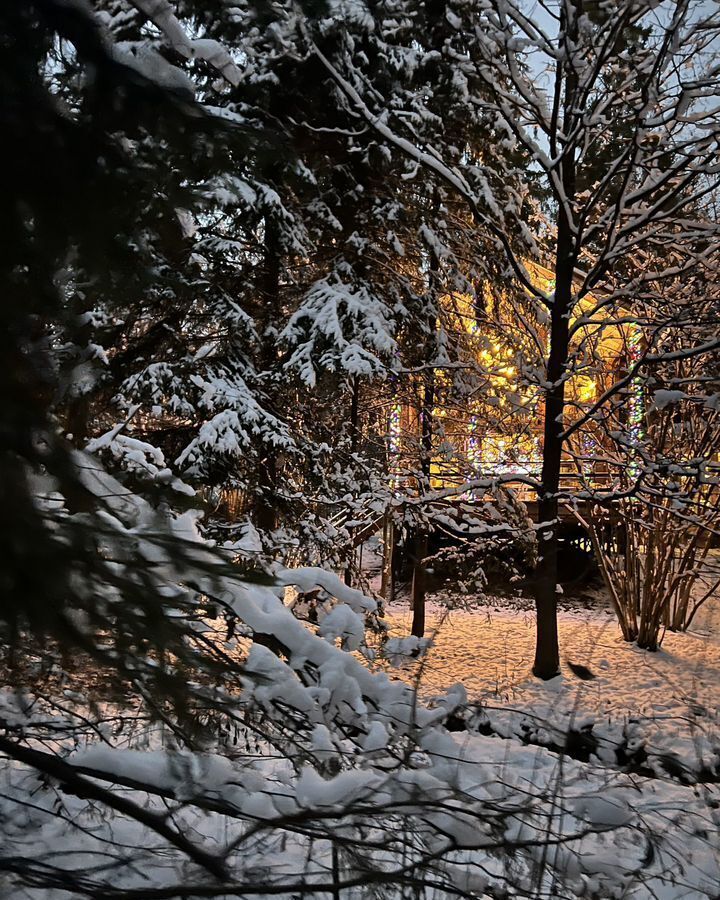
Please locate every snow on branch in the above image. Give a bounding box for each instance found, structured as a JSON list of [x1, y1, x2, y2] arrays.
[[128, 0, 242, 86], [298, 21, 549, 307]]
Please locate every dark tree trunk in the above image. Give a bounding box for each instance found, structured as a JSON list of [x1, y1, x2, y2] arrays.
[[410, 529, 428, 638], [410, 219, 440, 638], [344, 375, 361, 587], [349, 373, 360, 456], [256, 453, 278, 534], [388, 523, 398, 604], [254, 222, 281, 534], [66, 395, 90, 446], [533, 303, 568, 678], [532, 7, 578, 679], [380, 515, 395, 599], [410, 370, 435, 637], [533, 235, 574, 679]]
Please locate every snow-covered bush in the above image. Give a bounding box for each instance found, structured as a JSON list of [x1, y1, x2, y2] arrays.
[[584, 353, 720, 650], [4, 472, 719, 899]]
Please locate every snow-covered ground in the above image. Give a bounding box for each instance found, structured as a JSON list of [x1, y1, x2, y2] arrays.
[[3, 569, 720, 899], [351, 591, 720, 896], [373, 592, 720, 779]]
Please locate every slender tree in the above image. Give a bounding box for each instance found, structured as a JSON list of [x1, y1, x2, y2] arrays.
[[297, 0, 720, 676]]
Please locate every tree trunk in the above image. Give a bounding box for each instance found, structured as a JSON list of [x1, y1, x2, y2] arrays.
[[533, 11, 577, 679], [410, 223, 439, 638], [410, 529, 428, 637], [254, 221, 281, 534], [349, 373, 360, 455], [381, 515, 396, 600], [533, 250, 574, 676], [533, 322, 567, 678], [256, 453, 278, 534], [344, 375, 361, 587], [533, 213, 576, 676], [533, 256, 572, 677], [410, 369, 435, 637]]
